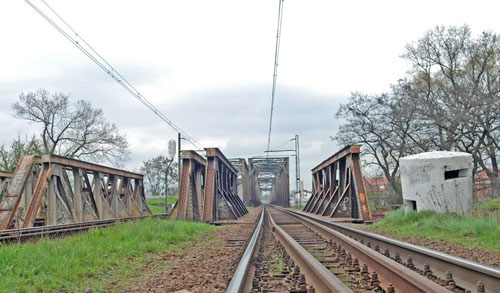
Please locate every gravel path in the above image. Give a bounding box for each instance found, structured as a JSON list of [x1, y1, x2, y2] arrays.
[[112, 208, 262, 292]]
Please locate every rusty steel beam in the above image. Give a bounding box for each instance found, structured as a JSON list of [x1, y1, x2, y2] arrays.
[[43, 154, 143, 179], [304, 145, 372, 222], [171, 150, 207, 221], [228, 158, 252, 206], [0, 171, 13, 178], [202, 148, 248, 222], [0, 155, 151, 230], [0, 171, 12, 200], [249, 157, 289, 207]]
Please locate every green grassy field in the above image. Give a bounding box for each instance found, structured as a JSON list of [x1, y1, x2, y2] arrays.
[[372, 203, 500, 251], [147, 196, 178, 214], [0, 218, 215, 292]]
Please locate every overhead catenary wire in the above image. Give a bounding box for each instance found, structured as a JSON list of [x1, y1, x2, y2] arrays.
[[266, 0, 285, 157], [267, 137, 294, 153], [24, 0, 204, 150]]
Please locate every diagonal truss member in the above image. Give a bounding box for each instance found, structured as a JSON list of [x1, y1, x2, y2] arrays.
[[0, 155, 151, 230], [304, 145, 372, 222], [172, 148, 248, 223], [248, 157, 289, 207]]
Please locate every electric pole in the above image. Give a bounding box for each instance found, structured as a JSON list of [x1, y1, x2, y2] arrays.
[[293, 135, 301, 207], [165, 139, 176, 213]]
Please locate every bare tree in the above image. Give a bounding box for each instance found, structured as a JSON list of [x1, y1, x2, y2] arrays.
[[12, 89, 130, 166], [335, 92, 410, 196], [404, 25, 500, 196], [140, 155, 178, 196], [403, 25, 474, 151]]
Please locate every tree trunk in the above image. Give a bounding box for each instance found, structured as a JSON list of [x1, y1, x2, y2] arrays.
[[490, 152, 499, 198]]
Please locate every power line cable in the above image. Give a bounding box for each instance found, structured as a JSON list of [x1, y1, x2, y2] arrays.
[[268, 137, 294, 153], [266, 0, 285, 156], [24, 0, 204, 150]]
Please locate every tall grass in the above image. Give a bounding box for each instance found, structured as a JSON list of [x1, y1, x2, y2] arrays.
[[373, 207, 500, 251], [147, 196, 179, 214], [0, 218, 215, 292]]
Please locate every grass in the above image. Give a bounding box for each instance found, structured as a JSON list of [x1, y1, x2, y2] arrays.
[[147, 196, 179, 214], [0, 218, 215, 292], [372, 204, 500, 251], [246, 206, 254, 212]]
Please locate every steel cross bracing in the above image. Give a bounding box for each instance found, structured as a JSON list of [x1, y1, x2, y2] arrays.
[[0, 155, 151, 230], [303, 145, 372, 222], [0, 171, 12, 200], [172, 148, 248, 223], [204, 148, 248, 222], [248, 157, 289, 207], [228, 158, 253, 206], [171, 150, 207, 221]]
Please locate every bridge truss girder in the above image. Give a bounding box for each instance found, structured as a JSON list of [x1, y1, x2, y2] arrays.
[[249, 157, 289, 207], [204, 148, 248, 222], [228, 158, 254, 206], [173, 148, 248, 223], [171, 150, 207, 221], [303, 145, 372, 221], [0, 155, 151, 230], [0, 171, 12, 200]]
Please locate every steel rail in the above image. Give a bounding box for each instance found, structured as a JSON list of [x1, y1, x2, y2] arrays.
[[0, 214, 168, 243], [284, 208, 500, 292], [268, 207, 353, 293], [274, 206, 451, 293], [226, 207, 265, 293]]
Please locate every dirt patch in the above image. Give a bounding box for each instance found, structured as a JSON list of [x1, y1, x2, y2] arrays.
[[351, 224, 500, 268], [110, 223, 255, 292]]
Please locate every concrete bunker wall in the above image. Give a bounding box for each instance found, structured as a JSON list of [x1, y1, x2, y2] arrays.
[[400, 151, 473, 214]]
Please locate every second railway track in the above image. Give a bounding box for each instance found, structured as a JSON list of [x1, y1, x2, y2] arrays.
[[0, 213, 168, 244], [229, 205, 499, 292]]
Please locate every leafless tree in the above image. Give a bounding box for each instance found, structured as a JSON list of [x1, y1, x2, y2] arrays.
[[334, 92, 418, 196], [140, 155, 178, 196], [403, 25, 474, 151], [337, 25, 500, 198], [12, 89, 130, 166], [404, 25, 500, 196]]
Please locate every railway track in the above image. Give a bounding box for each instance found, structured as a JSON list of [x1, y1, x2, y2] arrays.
[[229, 206, 499, 292], [283, 208, 500, 293], [0, 213, 168, 244]]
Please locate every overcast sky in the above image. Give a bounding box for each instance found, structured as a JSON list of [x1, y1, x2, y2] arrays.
[[1, 0, 500, 191]]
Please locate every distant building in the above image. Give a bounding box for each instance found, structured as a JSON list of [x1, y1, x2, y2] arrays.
[[364, 177, 390, 193], [474, 169, 499, 199]]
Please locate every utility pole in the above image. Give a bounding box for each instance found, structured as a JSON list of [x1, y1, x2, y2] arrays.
[[165, 139, 177, 213], [178, 133, 182, 199], [293, 135, 301, 207], [164, 158, 170, 213]]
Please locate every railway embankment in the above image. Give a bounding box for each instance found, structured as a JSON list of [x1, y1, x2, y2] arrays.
[[352, 206, 500, 267], [0, 218, 215, 292]]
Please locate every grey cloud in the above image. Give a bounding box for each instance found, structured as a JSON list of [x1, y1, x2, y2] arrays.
[[0, 62, 347, 191]]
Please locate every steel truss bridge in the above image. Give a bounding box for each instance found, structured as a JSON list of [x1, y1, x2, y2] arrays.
[[0, 144, 372, 228]]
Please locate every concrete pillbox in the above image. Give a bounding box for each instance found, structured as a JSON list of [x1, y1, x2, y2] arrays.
[[400, 151, 473, 214]]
